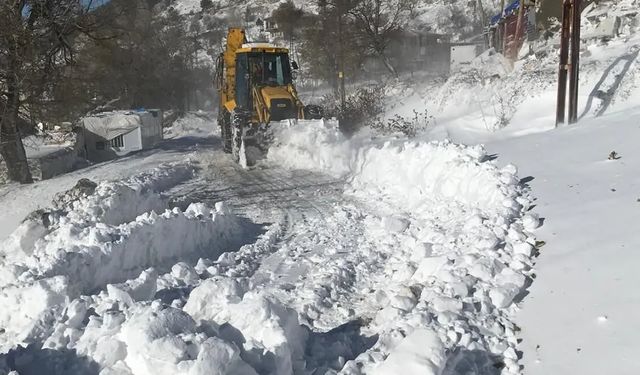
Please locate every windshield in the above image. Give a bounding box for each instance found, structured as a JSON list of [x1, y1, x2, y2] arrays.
[[248, 53, 292, 86]]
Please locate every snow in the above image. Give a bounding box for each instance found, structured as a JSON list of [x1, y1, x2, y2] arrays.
[[164, 112, 216, 139], [22, 134, 75, 159], [269, 122, 525, 219], [361, 3, 640, 373], [1, 1, 639, 373], [186, 289, 307, 375], [0, 107, 540, 374], [482, 109, 640, 375], [0, 162, 250, 353], [268, 120, 536, 374], [370, 329, 445, 375], [169, 0, 201, 15]]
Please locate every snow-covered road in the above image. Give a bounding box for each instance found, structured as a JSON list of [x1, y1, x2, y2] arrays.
[[0, 117, 538, 375]]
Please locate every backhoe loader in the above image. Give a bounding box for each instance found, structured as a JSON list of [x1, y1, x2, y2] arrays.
[[215, 28, 322, 166]]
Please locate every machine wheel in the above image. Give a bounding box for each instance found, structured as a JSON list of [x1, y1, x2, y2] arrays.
[[231, 109, 251, 165], [218, 108, 232, 153]]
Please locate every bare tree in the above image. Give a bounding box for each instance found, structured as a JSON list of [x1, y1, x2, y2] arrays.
[[349, 0, 415, 77], [0, 0, 89, 183]]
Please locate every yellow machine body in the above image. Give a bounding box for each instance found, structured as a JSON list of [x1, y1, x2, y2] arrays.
[[216, 28, 305, 123], [215, 28, 323, 165]]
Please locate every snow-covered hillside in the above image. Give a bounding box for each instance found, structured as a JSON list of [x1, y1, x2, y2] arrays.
[[166, 0, 317, 16], [167, 0, 500, 39]]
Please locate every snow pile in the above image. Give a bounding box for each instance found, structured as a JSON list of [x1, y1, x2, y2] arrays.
[[164, 112, 217, 139], [1, 163, 195, 262], [369, 329, 446, 375], [269, 121, 522, 218], [0, 163, 246, 353], [185, 284, 307, 375], [2, 273, 305, 375], [582, 0, 639, 39], [267, 119, 358, 177], [350, 140, 521, 219], [38, 299, 260, 375], [269, 121, 538, 374], [0, 224, 302, 375]]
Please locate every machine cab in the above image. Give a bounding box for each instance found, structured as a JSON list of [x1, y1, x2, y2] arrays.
[[234, 44, 297, 121]]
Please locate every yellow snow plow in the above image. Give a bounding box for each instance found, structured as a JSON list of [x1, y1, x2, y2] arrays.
[[214, 28, 322, 166]]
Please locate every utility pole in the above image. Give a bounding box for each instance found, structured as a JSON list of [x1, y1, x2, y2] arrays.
[[476, 0, 488, 48], [337, 9, 346, 116], [568, 0, 582, 123], [500, 0, 507, 54], [556, 0, 582, 126]]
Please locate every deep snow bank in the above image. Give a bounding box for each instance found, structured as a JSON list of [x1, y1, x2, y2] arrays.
[[269, 121, 525, 219], [269, 121, 538, 374], [164, 111, 217, 139], [0, 163, 246, 352], [185, 284, 307, 375]]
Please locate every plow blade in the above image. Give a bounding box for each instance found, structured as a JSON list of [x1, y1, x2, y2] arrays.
[[237, 118, 339, 168]]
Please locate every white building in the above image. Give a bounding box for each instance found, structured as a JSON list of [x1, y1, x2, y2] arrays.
[[81, 110, 162, 162]]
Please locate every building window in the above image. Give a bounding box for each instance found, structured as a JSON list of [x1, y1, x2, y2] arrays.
[[96, 141, 105, 150], [111, 135, 124, 148]]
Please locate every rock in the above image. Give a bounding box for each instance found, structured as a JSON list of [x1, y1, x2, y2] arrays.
[[53, 178, 98, 210]]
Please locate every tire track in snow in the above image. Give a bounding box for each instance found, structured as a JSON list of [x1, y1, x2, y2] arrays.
[[181, 153, 386, 323], [167, 152, 346, 285]]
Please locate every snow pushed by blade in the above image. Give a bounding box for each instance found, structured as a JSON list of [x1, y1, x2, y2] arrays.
[[269, 121, 522, 218], [268, 121, 538, 374]]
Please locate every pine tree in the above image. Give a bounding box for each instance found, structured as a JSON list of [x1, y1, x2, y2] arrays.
[[200, 0, 213, 11]]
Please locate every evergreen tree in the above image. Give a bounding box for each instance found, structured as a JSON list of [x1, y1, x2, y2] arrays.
[[200, 0, 213, 11]]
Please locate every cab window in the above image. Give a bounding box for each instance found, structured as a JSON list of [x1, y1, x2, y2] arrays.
[[248, 53, 292, 86]]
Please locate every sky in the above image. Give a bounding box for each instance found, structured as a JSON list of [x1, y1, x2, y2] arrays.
[[84, 0, 111, 8]]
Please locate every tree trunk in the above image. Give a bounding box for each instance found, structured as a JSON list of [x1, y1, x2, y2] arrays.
[[0, 79, 33, 184], [380, 51, 398, 77]]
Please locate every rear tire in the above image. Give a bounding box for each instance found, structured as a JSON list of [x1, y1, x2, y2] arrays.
[[231, 109, 251, 165], [218, 108, 232, 153]]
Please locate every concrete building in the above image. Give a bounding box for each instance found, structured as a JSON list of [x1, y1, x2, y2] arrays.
[[364, 31, 452, 77]]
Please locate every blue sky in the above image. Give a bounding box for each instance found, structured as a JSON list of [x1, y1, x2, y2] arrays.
[[23, 0, 110, 15], [83, 0, 111, 9]]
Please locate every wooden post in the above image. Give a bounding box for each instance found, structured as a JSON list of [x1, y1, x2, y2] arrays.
[[556, 0, 573, 126], [512, 0, 526, 60], [501, 0, 507, 54], [338, 11, 346, 116], [568, 0, 582, 124]]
